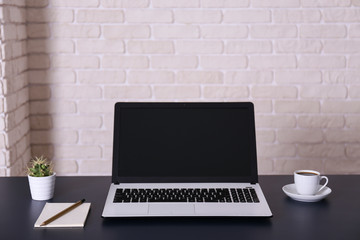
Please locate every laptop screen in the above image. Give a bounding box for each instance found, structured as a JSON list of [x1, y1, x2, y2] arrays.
[[112, 102, 258, 183]]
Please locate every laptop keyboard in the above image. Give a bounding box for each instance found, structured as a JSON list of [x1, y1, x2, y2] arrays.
[[113, 188, 259, 203]]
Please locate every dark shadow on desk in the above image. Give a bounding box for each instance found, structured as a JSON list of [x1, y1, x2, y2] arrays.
[[101, 217, 272, 240]]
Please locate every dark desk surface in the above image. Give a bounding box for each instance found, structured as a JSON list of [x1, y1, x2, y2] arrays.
[[1, 175, 359, 240]]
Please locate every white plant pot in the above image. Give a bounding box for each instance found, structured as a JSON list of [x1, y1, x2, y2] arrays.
[[28, 173, 56, 201]]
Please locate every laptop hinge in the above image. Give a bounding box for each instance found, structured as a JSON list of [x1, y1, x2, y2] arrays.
[[251, 182, 256, 185]]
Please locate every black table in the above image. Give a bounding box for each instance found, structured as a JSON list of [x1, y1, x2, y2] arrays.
[[1, 175, 359, 240]]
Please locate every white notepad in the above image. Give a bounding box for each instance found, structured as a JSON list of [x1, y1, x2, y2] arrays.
[[34, 202, 91, 228]]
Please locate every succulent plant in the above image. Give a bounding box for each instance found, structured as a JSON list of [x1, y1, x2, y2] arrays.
[[27, 156, 53, 177]]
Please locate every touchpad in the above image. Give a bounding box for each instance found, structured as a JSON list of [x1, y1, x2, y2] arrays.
[[149, 204, 195, 215]]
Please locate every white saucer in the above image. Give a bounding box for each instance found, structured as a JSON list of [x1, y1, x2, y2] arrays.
[[282, 184, 332, 202]]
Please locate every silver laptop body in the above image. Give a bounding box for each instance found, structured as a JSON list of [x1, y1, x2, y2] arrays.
[[102, 102, 272, 217]]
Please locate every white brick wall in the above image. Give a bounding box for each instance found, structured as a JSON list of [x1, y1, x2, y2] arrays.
[[0, 1, 31, 176], [1, 0, 360, 176]]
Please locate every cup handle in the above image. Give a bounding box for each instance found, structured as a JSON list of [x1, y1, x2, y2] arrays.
[[318, 176, 328, 193]]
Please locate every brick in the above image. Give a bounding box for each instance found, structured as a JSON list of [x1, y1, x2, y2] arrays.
[[104, 25, 150, 39], [176, 41, 223, 54], [300, 25, 346, 38], [28, 70, 76, 84], [129, 71, 175, 84], [323, 9, 360, 22], [256, 130, 276, 143], [346, 145, 360, 158], [51, 86, 102, 99], [77, 10, 123, 23], [29, 85, 51, 100], [349, 56, 360, 68], [251, 25, 297, 38], [226, 41, 272, 53], [278, 129, 323, 143], [301, 85, 347, 99], [275, 100, 320, 113], [325, 130, 360, 143], [254, 100, 274, 113], [322, 101, 360, 113], [27, 24, 50, 38], [224, 10, 270, 23], [346, 116, 360, 129], [201, 0, 249, 7], [52, 115, 102, 129], [53, 160, 78, 175], [101, 0, 149, 8], [298, 116, 345, 128], [258, 158, 274, 174], [177, 71, 223, 84], [257, 144, 296, 157], [252, 0, 299, 7], [52, 24, 100, 38], [275, 71, 321, 84], [175, 10, 222, 23], [201, 25, 248, 39], [354, 0, 360, 6], [27, 39, 74, 54], [104, 86, 151, 99], [30, 101, 76, 114], [78, 101, 115, 113], [102, 56, 149, 69], [323, 40, 360, 53], [3, 6, 26, 23], [128, 40, 174, 54], [30, 116, 52, 130], [77, 40, 124, 53], [298, 144, 345, 158], [26, 9, 73, 23], [201, 56, 247, 69], [298, 56, 346, 69], [302, 0, 351, 7], [249, 56, 296, 69], [152, 0, 200, 7], [325, 160, 360, 174], [203, 86, 249, 99], [78, 70, 125, 84], [80, 131, 112, 145], [154, 86, 200, 99], [256, 115, 296, 128], [126, 9, 172, 23], [26, 0, 49, 7], [31, 130, 78, 144], [275, 159, 324, 175], [154, 25, 200, 39], [79, 160, 111, 175], [275, 40, 322, 53], [54, 145, 101, 159], [52, 0, 99, 7], [225, 71, 273, 84], [324, 71, 360, 84], [151, 56, 198, 69], [252, 86, 297, 99], [3, 57, 27, 77], [52, 55, 99, 69], [349, 86, 360, 98], [273, 9, 321, 23], [28, 54, 50, 70], [31, 145, 54, 160], [349, 25, 360, 38]]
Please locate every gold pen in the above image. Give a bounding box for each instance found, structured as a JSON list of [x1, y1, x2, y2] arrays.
[[40, 199, 86, 227]]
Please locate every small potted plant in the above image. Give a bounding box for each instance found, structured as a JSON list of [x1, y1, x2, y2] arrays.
[[27, 156, 56, 201]]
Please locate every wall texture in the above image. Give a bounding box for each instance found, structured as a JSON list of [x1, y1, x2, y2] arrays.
[[1, 0, 360, 176], [0, 0, 31, 176]]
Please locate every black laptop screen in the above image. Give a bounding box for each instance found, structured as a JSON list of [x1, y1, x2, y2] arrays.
[[112, 102, 258, 183]]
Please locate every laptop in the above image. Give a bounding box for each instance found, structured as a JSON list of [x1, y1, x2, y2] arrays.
[[102, 102, 272, 217]]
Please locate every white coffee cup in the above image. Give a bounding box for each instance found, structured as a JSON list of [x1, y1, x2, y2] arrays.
[[294, 170, 328, 195]]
